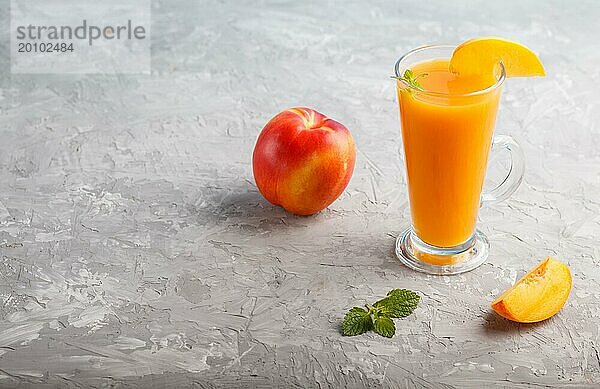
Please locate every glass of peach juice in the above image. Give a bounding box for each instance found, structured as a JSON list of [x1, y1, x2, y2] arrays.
[[394, 45, 524, 275]]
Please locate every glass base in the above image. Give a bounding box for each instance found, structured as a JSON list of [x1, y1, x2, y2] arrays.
[[395, 228, 489, 275]]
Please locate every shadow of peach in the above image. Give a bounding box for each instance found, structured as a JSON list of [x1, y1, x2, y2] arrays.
[[482, 309, 552, 333]]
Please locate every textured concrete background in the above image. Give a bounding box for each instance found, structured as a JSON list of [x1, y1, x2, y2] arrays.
[[1, 0, 599, 387]]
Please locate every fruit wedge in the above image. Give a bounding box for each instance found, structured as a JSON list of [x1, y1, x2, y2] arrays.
[[450, 37, 545, 77], [491, 257, 571, 323]]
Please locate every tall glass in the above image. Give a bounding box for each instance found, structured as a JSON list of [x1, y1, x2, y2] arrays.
[[394, 45, 524, 275]]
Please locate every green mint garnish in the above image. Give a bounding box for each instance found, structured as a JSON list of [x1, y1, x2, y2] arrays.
[[341, 307, 373, 336], [341, 289, 420, 338], [392, 69, 428, 89], [374, 288, 421, 318], [373, 316, 395, 338]]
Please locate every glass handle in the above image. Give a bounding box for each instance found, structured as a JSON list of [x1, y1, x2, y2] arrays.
[[481, 134, 525, 205]]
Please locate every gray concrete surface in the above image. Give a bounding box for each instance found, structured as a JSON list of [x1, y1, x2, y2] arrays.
[[1, 0, 599, 387]]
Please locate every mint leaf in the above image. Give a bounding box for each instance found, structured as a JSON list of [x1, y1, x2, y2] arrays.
[[373, 289, 420, 318], [392, 69, 428, 89], [341, 307, 373, 336], [373, 316, 395, 338], [341, 289, 419, 338]]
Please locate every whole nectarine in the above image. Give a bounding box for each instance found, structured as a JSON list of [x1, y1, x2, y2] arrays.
[[252, 107, 356, 215]]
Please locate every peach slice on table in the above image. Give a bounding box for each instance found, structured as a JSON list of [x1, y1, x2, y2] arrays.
[[491, 257, 572, 323]]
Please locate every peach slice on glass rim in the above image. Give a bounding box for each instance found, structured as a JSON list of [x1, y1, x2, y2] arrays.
[[491, 257, 572, 323], [450, 37, 546, 78]]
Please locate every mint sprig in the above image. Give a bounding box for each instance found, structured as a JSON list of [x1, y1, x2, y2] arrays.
[[392, 69, 428, 89], [341, 289, 420, 338]]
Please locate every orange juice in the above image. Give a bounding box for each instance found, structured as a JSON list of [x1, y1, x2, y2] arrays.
[[397, 59, 501, 248]]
